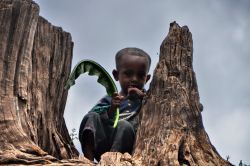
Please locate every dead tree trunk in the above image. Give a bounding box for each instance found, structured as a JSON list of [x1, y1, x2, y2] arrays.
[[0, 0, 233, 165], [132, 22, 231, 166], [0, 0, 82, 164]]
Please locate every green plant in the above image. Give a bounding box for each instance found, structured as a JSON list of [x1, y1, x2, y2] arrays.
[[64, 59, 119, 128]]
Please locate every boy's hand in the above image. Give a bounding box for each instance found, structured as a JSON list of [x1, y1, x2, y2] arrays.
[[108, 92, 124, 116], [128, 87, 146, 100]]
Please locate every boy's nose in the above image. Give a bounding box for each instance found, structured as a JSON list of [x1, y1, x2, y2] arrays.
[[131, 75, 138, 81]]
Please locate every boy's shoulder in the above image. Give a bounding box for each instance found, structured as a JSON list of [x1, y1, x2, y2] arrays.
[[90, 95, 112, 114]]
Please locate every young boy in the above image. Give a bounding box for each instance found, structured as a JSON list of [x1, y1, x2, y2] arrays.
[[79, 47, 151, 161]]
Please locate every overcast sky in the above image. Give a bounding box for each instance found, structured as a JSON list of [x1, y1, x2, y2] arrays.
[[34, 0, 250, 164]]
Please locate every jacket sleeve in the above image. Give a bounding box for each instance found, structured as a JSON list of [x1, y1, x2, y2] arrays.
[[90, 96, 113, 119]]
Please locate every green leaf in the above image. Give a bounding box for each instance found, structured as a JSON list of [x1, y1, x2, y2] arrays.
[[64, 59, 119, 127], [64, 59, 117, 95]]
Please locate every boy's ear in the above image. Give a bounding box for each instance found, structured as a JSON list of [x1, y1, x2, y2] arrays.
[[112, 69, 119, 81], [146, 74, 151, 83]]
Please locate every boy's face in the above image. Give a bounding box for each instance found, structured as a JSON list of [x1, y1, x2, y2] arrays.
[[113, 54, 151, 96]]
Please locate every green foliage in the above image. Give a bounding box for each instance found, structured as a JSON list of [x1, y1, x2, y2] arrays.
[[64, 60, 119, 127], [64, 59, 117, 96]]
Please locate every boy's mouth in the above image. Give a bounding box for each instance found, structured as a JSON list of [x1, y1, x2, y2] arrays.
[[128, 85, 139, 89]]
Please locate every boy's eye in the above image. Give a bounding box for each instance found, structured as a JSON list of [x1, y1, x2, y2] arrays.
[[139, 75, 145, 79], [122, 70, 146, 79], [138, 72, 146, 79], [124, 70, 133, 76]]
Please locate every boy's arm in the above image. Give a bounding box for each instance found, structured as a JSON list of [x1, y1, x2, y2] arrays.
[[91, 89, 144, 119], [90, 94, 124, 119], [107, 92, 124, 118], [90, 96, 111, 114], [107, 88, 145, 118], [127, 87, 146, 100]]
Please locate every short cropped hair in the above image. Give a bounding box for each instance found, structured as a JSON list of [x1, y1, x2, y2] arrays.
[[115, 47, 151, 71]]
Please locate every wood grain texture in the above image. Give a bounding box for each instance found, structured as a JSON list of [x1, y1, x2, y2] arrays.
[[0, 0, 233, 165], [132, 22, 231, 166], [0, 0, 80, 164]]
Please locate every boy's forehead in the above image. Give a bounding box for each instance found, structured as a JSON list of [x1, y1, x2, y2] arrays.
[[120, 54, 148, 63], [119, 54, 149, 70]]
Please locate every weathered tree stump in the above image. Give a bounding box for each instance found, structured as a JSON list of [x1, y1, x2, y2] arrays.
[[0, 0, 233, 165], [0, 0, 81, 164], [132, 22, 231, 166]]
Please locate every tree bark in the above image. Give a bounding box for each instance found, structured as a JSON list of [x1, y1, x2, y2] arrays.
[[132, 22, 231, 166], [0, 0, 233, 165], [0, 0, 82, 164]]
